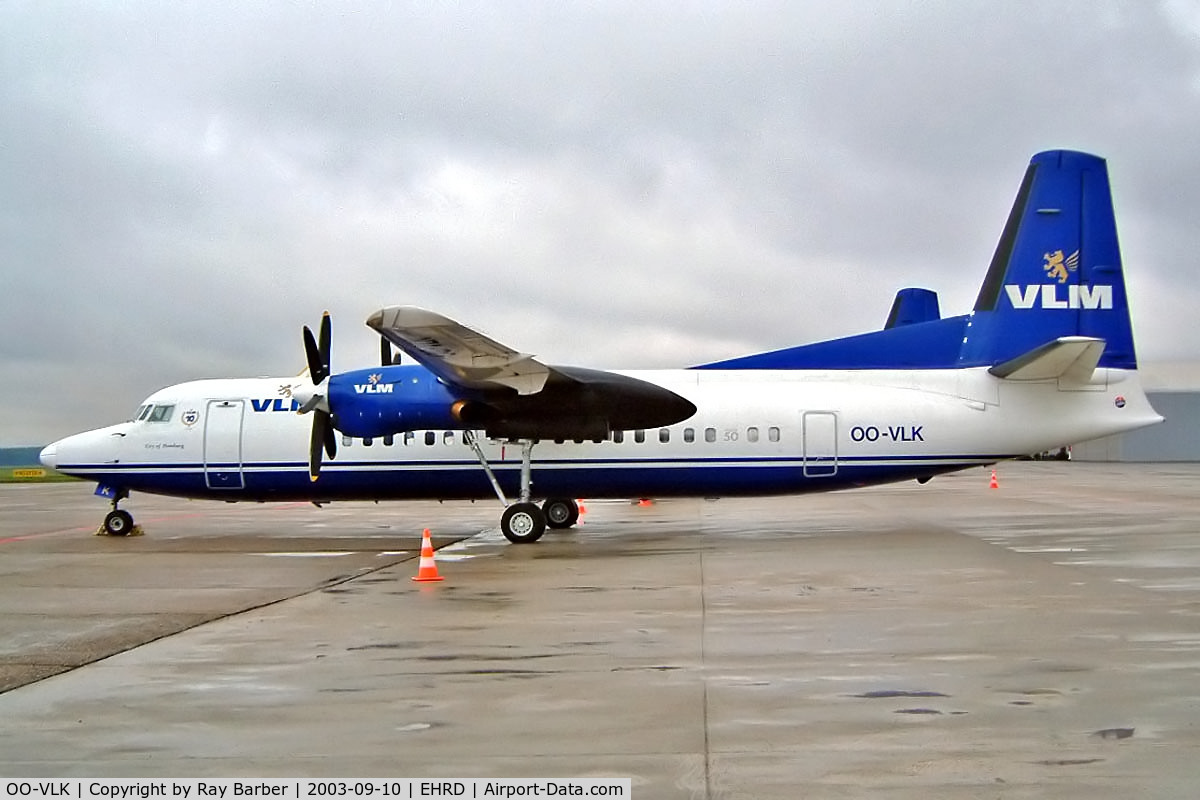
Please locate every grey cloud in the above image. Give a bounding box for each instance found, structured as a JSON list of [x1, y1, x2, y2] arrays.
[[4, 1, 1200, 444]]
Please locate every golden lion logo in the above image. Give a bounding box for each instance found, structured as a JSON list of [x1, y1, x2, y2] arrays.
[[1043, 249, 1080, 284]]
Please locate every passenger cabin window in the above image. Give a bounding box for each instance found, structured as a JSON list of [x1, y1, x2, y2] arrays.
[[383, 434, 394, 446], [612, 431, 624, 444], [684, 428, 695, 443], [342, 434, 353, 447], [704, 427, 716, 443], [363, 437, 373, 446], [147, 404, 174, 423], [634, 430, 645, 444], [769, 426, 780, 442], [404, 431, 415, 446], [424, 431, 436, 446], [659, 428, 670, 443], [443, 431, 456, 446], [747, 427, 760, 443]]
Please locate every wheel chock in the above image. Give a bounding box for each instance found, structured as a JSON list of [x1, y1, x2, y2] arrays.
[[95, 525, 145, 537]]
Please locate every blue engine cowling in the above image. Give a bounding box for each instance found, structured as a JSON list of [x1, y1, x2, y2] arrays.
[[328, 365, 465, 438]]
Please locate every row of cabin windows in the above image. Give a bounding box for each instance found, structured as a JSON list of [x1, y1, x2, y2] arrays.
[[613, 426, 781, 444], [342, 426, 782, 448]]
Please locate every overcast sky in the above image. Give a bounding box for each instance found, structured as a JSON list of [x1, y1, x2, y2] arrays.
[[5, 1, 1200, 446]]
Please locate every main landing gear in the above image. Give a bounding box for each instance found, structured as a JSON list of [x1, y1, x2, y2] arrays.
[[464, 434, 580, 544], [101, 489, 136, 536]]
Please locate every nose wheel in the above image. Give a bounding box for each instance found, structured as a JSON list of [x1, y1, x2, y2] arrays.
[[103, 509, 135, 536], [100, 488, 136, 536]]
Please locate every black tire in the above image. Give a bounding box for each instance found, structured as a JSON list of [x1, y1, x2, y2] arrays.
[[104, 509, 134, 536], [542, 498, 579, 529], [501, 502, 546, 544]]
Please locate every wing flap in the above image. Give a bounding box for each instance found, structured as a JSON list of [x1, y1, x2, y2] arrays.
[[367, 306, 550, 395], [987, 336, 1106, 383]]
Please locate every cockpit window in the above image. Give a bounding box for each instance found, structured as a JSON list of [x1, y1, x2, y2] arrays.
[[147, 404, 175, 423], [135, 405, 152, 421]]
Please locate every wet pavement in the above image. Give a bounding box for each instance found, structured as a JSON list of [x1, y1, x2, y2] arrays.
[[1, 463, 1198, 798]]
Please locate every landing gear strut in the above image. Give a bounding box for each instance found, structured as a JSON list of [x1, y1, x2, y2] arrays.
[[501, 439, 545, 543], [102, 489, 134, 536], [463, 434, 578, 544]]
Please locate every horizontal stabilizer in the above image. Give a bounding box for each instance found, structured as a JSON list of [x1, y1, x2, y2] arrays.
[[987, 336, 1105, 382]]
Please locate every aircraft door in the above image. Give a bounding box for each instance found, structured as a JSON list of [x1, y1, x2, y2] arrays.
[[204, 399, 245, 489], [802, 411, 838, 477]]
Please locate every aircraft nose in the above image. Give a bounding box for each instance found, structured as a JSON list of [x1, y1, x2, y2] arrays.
[[39, 442, 57, 470]]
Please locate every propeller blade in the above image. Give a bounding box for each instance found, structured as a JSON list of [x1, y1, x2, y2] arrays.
[[303, 326, 326, 385], [322, 413, 337, 459], [318, 311, 331, 374], [302, 311, 332, 384], [308, 411, 327, 481]]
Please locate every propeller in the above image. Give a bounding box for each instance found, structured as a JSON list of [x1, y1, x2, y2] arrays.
[[295, 312, 336, 481]]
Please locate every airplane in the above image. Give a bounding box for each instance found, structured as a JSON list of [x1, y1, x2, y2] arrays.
[[39, 150, 1162, 543]]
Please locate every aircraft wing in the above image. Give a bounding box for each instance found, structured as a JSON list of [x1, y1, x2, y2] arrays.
[[367, 306, 550, 395], [366, 306, 697, 439]]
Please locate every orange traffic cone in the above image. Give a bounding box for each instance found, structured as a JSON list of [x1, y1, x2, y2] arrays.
[[989, 469, 999, 489], [637, 498, 654, 507], [412, 528, 444, 582], [577, 500, 587, 522]]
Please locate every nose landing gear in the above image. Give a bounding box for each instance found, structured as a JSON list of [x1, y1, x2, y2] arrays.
[[103, 509, 134, 536], [99, 488, 139, 536]]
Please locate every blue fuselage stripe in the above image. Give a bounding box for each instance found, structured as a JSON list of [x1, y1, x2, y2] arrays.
[[60, 454, 1012, 502]]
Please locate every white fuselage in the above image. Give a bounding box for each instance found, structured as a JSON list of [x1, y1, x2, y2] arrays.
[[42, 366, 1160, 503]]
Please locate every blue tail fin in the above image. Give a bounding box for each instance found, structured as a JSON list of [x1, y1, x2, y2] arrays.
[[960, 150, 1137, 369]]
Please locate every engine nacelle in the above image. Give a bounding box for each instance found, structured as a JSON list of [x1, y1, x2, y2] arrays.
[[328, 365, 466, 438], [323, 363, 696, 442]]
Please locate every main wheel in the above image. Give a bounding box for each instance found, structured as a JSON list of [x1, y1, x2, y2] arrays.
[[542, 497, 579, 529], [103, 509, 134, 536], [501, 502, 546, 544]]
